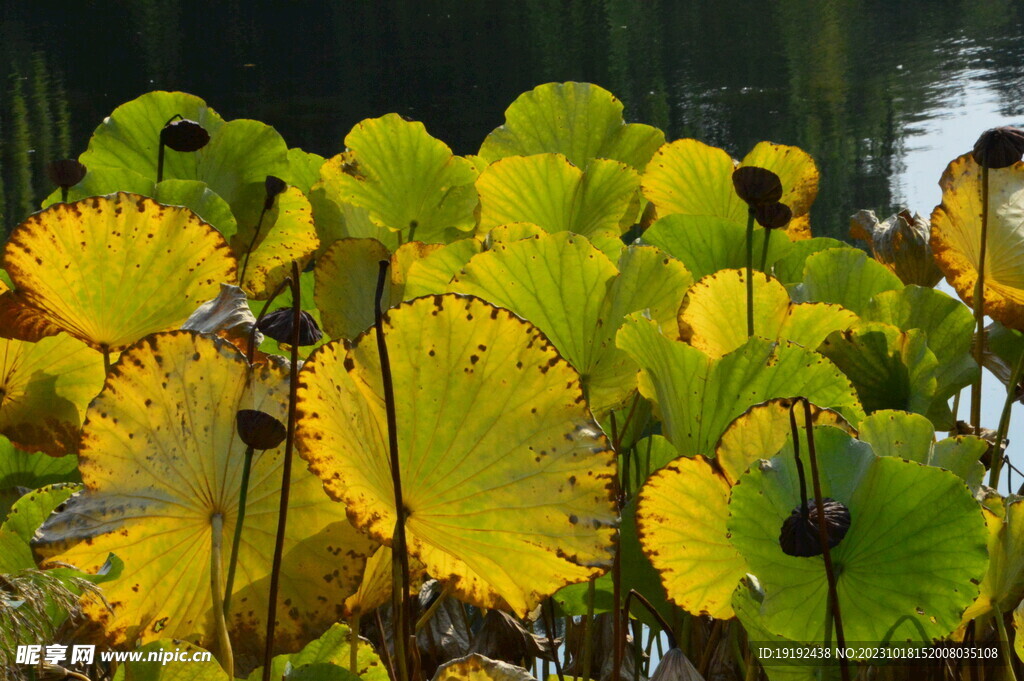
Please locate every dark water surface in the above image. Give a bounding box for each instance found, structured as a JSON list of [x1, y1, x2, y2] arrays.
[[2, 0, 1023, 237]]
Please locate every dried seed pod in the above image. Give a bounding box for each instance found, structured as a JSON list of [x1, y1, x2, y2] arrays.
[[972, 126, 1024, 169], [732, 166, 783, 207], [160, 118, 210, 152], [649, 648, 703, 681], [779, 497, 851, 557], [257, 308, 323, 346], [754, 201, 792, 230], [46, 159, 87, 189], [850, 208, 943, 287], [264, 175, 287, 210], [236, 409, 286, 450]]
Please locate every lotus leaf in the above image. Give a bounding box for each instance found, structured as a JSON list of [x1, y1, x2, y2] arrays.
[[296, 295, 618, 615], [247, 622, 388, 681], [231, 185, 319, 299], [616, 317, 864, 457], [478, 82, 665, 171], [323, 114, 479, 242], [448, 232, 692, 416], [771, 237, 849, 285], [285, 148, 327, 194], [310, 154, 400, 252], [636, 455, 744, 618], [433, 654, 535, 681], [117, 640, 226, 681], [404, 238, 485, 299], [78, 91, 290, 214], [791, 248, 903, 315], [931, 153, 1024, 329], [35, 331, 375, 657], [728, 426, 988, 643], [475, 153, 640, 238], [2, 193, 236, 352], [678, 269, 857, 359], [2, 482, 79, 543], [0, 436, 79, 489], [640, 214, 792, 281], [818, 322, 940, 419], [641, 139, 818, 239], [0, 330, 106, 455], [960, 495, 1024, 628]]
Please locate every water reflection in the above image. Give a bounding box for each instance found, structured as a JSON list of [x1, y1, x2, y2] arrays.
[[0, 0, 1022, 236]]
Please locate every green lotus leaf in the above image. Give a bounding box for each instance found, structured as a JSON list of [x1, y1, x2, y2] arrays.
[[641, 139, 819, 239], [1016, 597, 1024, 663], [479, 82, 665, 171], [818, 322, 940, 420], [116, 640, 226, 681], [792, 248, 904, 315], [310, 153, 400, 253], [2, 193, 237, 352], [231, 185, 319, 299], [324, 114, 479, 242], [641, 214, 791, 281], [315, 239, 445, 340], [2, 481, 79, 543], [0, 436, 79, 490], [296, 295, 618, 615], [636, 455, 745, 618], [448, 232, 692, 416], [715, 398, 854, 486], [285, 148, 327, 193], [616, 317, 864, 457], [35, 331, 375, 657], [959, 495, 1024, 630], [861, 286, 977, 428], [0, 330, 106, 455], [856, 410, 987, 486], [404, 238, 484, 298], [771, 237, 849, 285], [247, 622, 388, 681], [679, 270, 857, 359], [728, 426, 989, 643], [476, 153, 641, 238], [42, 165, 155, 207], [78, 91, 290, 213], [620, 434, 678, 498]]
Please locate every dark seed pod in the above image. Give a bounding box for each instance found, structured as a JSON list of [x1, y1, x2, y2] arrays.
[[779, 497, 851, 557], [264, 175, 287, 210], [649, 648, 702, 681], [46, 159, 87, 188], [236, 409, 286, 450], [732, 166, 783, 206], [972, 126, 1024, 169], [257, 308, 323, 346], [754, 201, 792, 230], [160, 118, 210, 152]]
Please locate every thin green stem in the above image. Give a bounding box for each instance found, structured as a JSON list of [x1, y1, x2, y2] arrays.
[[745, 209, 755, 337], [995, 609, 1019, 681], [543, 600, 565, 681], [223, 446, 255, 618], [375, 608, 397, 681], [60, 186, 68, 203], [991, 350, 1024, 490], [261, 261, 302, 681], [414, 586, 450, 632], [239, 206, 270, 288], [582, 579, 595, 681], [759, 228, 772, 273], [375, 260, 413, 681], [973, 165, 990, 439], [624, 589, 676, 649], [210, 513, 234, 679]]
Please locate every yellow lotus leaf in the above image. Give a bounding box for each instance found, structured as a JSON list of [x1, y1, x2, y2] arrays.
[[35, 331, 375, 658], [342, 545, 426, 619], [448, 232, 692, 417], [310, 152, 400, 252], [475, 153, 641, 238], [315, 239, 445, 340], [714, 398, 855, 485], [636, 456, 743, 619], [434, 654, 535, 681], [404, 239, 484, 298], [678, 269, 858, 358], [960, 495, 1024, 628], [232, 185, 319, 299], [325, 115, 480, 242], [296, 295, 618, 615], [2, 193, 236, 352], [641, 139, 818, 240], [931, 153, 1024, 329], [0, 332, 106, 455]]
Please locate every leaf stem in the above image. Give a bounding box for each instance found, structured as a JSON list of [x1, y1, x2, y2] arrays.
[[698, 619, 725, 678], [210, 513, 234, 679], [375, 259, 413, 681], [992, 348, 1024, 490], [543, 599, 565, 681], [582, 579, 595, 681], [101, 345, 111, 374], [223, 445, 254, 618], [800, 399, 849, 681], [994, 609, 1019, 681], [973, 165, 990, 440], [261, 260, 302, 681], [239, 206, 271, 288], [788, 404, 810, 516], [745, 209, 755, 337], [759, 228, 772, 273], [624, 588, 676, 649]]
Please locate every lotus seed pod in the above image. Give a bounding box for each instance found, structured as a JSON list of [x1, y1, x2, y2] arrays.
[[972, 126, 1024, 169], [850, 208, 943, 287], [45, 159, 87, 189], [779, 497, 851, 557], [160, 118, 210, 152], [264, 175, 287, 210], [649, 648, 703, 681], [732, 166, 783, 207], [754, 201, 792, 230], [236, 409, 286, 450], [257, 308, 323, 346]]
